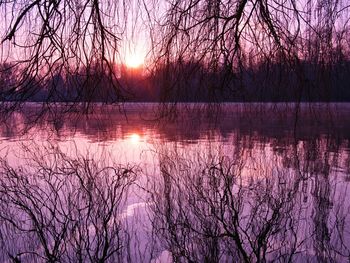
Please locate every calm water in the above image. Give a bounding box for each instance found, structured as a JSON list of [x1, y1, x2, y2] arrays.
[[0, 103, 350, 262]]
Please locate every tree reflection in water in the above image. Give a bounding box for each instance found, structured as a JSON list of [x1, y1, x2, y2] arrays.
[[0, 105, 349, 262], [0, 145, 137, 262], [148, 136, 350, 262]]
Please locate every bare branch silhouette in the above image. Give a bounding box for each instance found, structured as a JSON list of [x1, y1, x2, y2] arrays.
[[0, 144, 137, 262]]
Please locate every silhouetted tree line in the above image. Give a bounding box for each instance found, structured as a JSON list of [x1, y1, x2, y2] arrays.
[[148, 0, 350, 104], [0, 0, 349, 107], [151, 55, 350, 102], [0, 62, 124, 103], [1, 55, 350, 102]]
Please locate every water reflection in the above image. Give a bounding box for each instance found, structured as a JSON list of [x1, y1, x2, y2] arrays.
[[1, 103, 350, 144], [0, 146, 138, 262], [128, 133, 142, 144], [148, 137, 350, 262], [0, 104, 349, 262]]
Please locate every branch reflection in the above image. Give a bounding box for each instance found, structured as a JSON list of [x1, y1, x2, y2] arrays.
[[148, 135, 350, 262], [0, 145, 137, 262]]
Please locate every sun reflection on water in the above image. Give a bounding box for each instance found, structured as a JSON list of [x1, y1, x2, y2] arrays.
[[128, 133, 141, 144]]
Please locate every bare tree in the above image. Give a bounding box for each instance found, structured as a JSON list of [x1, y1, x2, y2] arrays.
[[0, 0, 348, 113], [0, 0, 134, 116], [149, 0, 350, 104]]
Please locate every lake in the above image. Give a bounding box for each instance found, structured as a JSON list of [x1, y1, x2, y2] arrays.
[[0, 103, 349, 262]]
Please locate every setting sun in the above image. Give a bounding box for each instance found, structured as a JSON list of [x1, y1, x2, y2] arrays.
[[124, 53, 144, 68]]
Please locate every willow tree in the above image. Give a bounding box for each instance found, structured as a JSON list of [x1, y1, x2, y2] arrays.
[[149, 0, 350, 102], [0, 0, 349, 111], [0, 0, 131, 115]]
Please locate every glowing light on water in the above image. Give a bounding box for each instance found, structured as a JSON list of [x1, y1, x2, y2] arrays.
[[128, 133, 141, 144]]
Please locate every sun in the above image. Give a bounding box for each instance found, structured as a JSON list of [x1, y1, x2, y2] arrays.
[[124, 53, 144, 68]]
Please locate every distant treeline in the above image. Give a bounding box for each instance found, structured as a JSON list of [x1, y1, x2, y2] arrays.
[[1, 58, 350, 102], [1, 0, 349, 105]]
